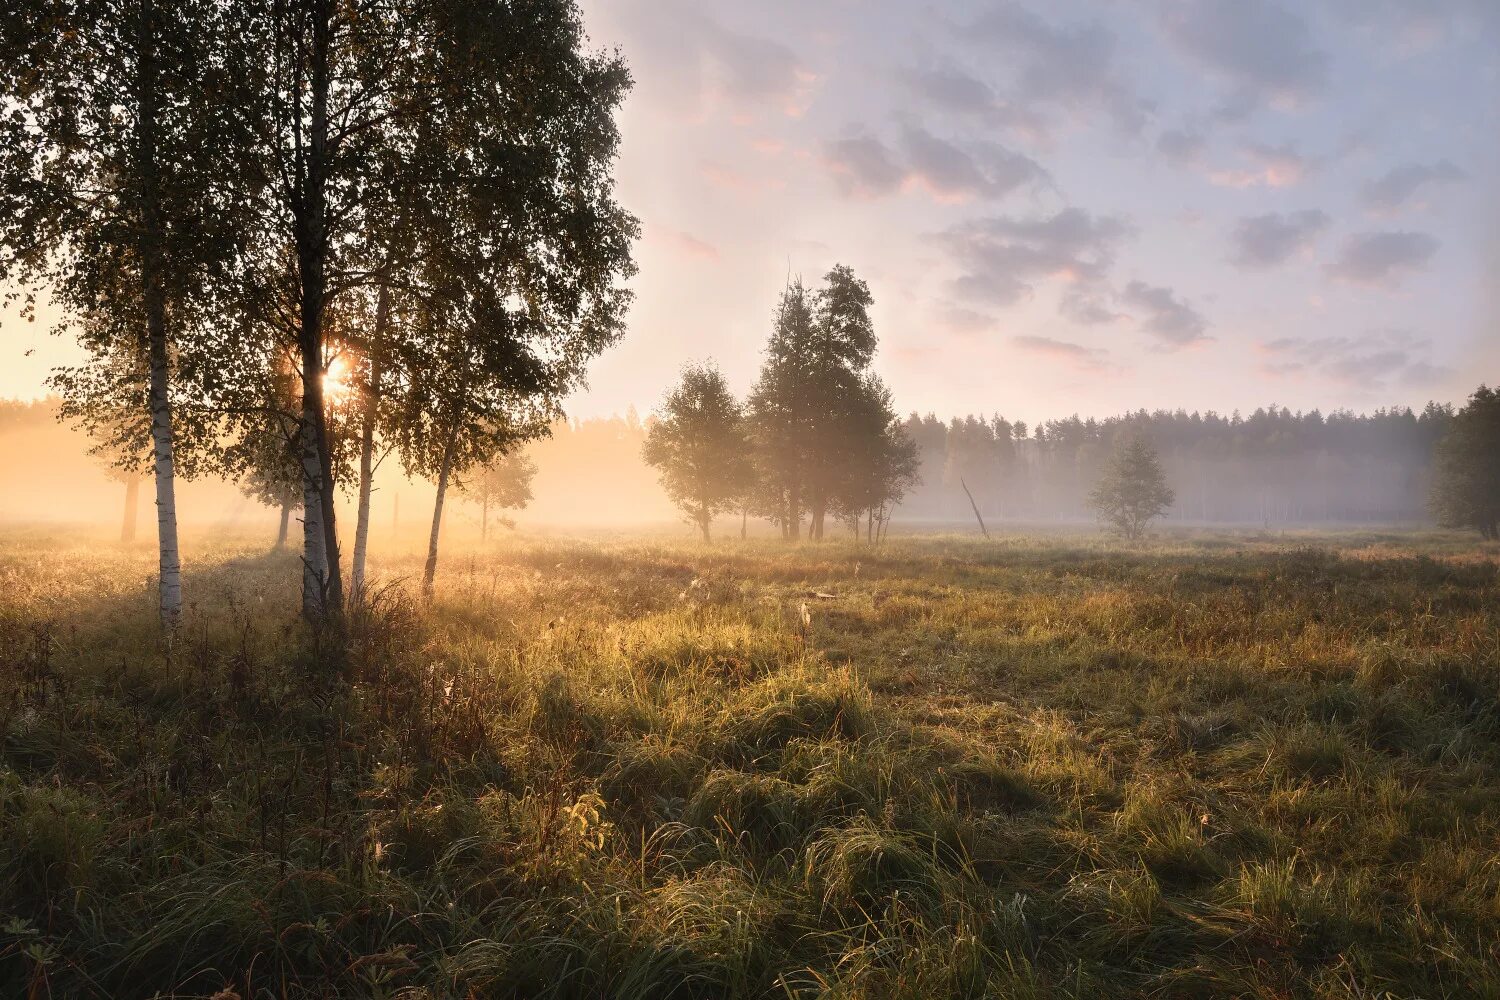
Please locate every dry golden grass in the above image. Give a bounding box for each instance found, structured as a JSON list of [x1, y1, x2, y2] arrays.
[[1, 525, 1497, 998]]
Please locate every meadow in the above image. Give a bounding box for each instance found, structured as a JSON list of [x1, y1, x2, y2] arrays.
[[1, 525, 1497, 999]]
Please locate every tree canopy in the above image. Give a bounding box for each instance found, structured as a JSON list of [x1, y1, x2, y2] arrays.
[[1089, 436, 1176, 539], [1429, 385, 1500, 540], [643, 364, 753, 541]]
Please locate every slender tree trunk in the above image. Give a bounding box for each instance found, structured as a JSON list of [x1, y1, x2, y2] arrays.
[[296, 1, 343, 621], [276, 500, 291, 550], [481, 494, 489, 542], [121, 478, 140, 543], [137, 0, 183, 632], [351, 288, 386, 596], [421, 433, 456, 599], [741, 506, 747, 540], [699, 500, 711, 542]]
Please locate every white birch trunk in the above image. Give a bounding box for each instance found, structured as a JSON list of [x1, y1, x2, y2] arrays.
[[148, 354, 183, 628], [137, 0, 183, 632]]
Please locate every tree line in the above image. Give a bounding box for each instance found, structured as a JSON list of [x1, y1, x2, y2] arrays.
[[1, 0, 637, 632], [643, 366, 1499, 541], [897, 402, 1480, 528]]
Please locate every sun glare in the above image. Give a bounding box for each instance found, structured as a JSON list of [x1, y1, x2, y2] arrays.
[[324, 358, 352, 406]]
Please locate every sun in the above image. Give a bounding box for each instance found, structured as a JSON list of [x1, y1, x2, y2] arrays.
[[323, 358, 352, 406]]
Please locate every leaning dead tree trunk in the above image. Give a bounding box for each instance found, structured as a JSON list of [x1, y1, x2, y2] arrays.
[[421, 433, 457, 599], [960, 477, 989, 538], [137, 0, 183, 631]]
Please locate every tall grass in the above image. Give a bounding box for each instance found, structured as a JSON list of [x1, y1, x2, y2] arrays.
[[1, 527, 1497, 997]]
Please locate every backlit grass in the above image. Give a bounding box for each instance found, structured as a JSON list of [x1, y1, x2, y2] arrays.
[[1, 526, 1497, 998]]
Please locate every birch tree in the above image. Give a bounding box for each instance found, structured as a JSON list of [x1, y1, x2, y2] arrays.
[[1, 0, 239, 629], [228, 0, 634, 623]]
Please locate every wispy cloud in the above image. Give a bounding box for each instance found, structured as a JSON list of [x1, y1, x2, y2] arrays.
[[1120, 281, 1212, 347], [1011, 334, 1110, 371], [934, 208, 1134, 306], [1158, 0, 1328, 115], [1209, 141, 1314, 188], [823, 126, 1048, 203], [947, 2, 1150, 140], [1228, 210, 1330, 268], [1361, 161, 1466, 213], [654, 227, 720, 261], [1259, 330, 1451, 389], [1326, 231, 1439, 287]]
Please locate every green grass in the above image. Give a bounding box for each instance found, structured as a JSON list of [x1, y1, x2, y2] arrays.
[[1, 526, 1498, 998]]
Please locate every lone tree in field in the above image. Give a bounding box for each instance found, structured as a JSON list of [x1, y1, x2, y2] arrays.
[[1429, 385, 1500, 539], [460, 450, 538, 541], [1089, 436, 1175, 539], [643, 364, 754, 541]]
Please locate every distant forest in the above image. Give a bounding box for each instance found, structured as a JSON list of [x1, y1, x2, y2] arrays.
[[0, 397, 1458, 528], [899, 405, 1452, 526]]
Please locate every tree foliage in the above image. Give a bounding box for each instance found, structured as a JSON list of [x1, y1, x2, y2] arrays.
[[643, 364, 753, 541], [828, 375, 921, 539], [1429, 385, 1500, 540], [1, 0, 248, 628], [746, 266, 898, 540], [458, 449, 537, 540], [1089, 436, 1176, 539]]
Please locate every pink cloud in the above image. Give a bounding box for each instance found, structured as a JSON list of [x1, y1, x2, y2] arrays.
[[1011, 334, 1110, 372], [653, 227, 720, 261]]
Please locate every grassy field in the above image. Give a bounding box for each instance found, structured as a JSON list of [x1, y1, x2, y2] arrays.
[[1, 526, 1498, 999]]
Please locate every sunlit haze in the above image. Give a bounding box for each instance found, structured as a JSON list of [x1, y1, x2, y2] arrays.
[[5, 5, 1500, 995], [5, 2, 1498, 424]]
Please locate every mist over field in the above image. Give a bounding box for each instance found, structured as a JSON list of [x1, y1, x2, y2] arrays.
[[0, 399, 675, 532], [0, 394, 1461, 538]]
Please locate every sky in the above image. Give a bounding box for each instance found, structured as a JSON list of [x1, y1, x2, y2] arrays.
[[3, 0, 1497, 427]]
